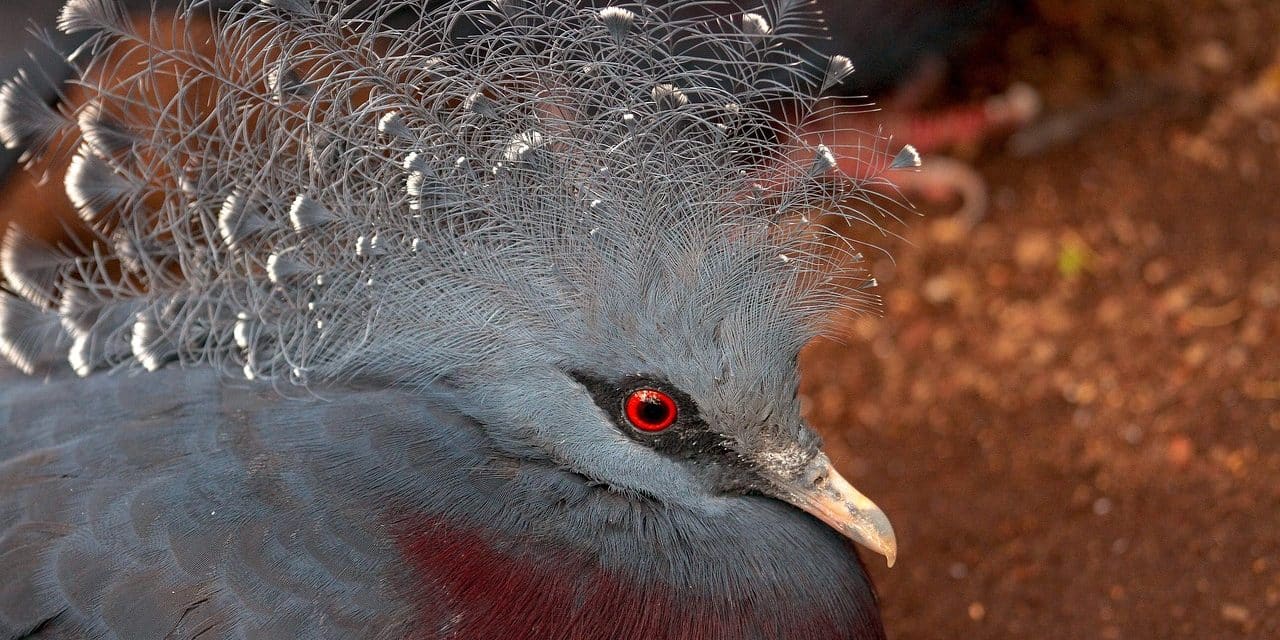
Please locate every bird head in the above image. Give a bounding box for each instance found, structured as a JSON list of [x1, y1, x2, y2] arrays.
[[0, 0, 917, 568], [453, 283, 899, 565]]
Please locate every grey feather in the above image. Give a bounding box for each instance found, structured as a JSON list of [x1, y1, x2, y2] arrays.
[[77, 101, 132, 162], [0, 364, 881, 638], [354, 234, 384, 258], [57, 284, 138, 376], [266, 66, 313, 104], [651, 83, 689, 110], [742, 12, 772, 37], [598, 6, 637, 45], [64, 146, 133, 223], [377, 111, 414, 141], [821, 54, 855, 93], [66, 319, 133, 377], [0, 71, 66, 155], [130, 308, 177, 372], [217, 189, 270, 249], [57, 0, 131, 36], [0, 229, 64, 307], [58, 285, 106, 336], [500, 130, 544, 164], [0, 1, 903, 634], [890, 144, 922, 170], [266, 251, 311, 284], [259, 0, 316, 16], [11, 0, 900, 389], [810, 143, 838, 176], [0, 293, 68, 375], [288, 194, 337, 233], [462, 92, 496, 118]]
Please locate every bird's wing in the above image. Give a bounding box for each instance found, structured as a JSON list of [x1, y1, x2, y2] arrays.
[[0, 365, 457, 639]]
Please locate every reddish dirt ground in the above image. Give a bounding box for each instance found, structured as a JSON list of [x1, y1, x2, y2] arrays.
[[802, 1, 1280, 638]]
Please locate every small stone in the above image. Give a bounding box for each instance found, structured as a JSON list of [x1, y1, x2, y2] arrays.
[[923, 275, 954, 304], [1096, 296, 1125, 325], [1225, 347, 1247, 369], [985, 263, 1011, 288], [1143, 258, 1171, 285], [1121, 423, 1144, 445], [1167, 436, 1195, 466], [949, 562, 969, 579], [1182, 342, 1209, 367], [928, 217, 966, 245], [1092, 497, 1113, 516], [1161, 285, 1193, 313], [1195, 40, 1232, 73], [1014, 231, 1053, 269], [1220, 603, 1250, 625], [1072, 407, 1093, 428], [967, 602, 986, 621], [1252, 280, 1279, 308]]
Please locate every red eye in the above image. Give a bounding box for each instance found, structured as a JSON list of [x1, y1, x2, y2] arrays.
[[624, 389, 678, 432]]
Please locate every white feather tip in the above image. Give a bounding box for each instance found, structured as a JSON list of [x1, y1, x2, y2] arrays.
[[0, 71, 65, 153], [651, 84, 688, 110], [742, 13, 771, 37], [890, 145, 921, 170], [598, 7, 636, 44], [57, 0, 129, 36], [288, 194, 337, 233], [822, 55, 855, 92]]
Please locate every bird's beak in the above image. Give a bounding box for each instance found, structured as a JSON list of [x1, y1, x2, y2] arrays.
[[773, 457, 898, 567]]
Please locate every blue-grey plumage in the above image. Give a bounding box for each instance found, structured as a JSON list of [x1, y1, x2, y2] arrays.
[[0, 0, 912, 637], [0, 366, 886, 637]]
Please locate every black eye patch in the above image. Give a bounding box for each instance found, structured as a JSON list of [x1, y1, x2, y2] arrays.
[[571, 372, 733, 461]]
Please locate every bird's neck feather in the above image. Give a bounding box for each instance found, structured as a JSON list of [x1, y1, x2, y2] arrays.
[[395, 514, 883, 640], [389, 444, 884, 639]]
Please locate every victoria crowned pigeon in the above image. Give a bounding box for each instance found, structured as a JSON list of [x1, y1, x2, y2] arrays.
[[0, 0, 915, 637]]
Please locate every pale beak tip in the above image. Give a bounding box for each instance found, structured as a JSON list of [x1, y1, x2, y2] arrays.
[[867, 513, 897, 568]]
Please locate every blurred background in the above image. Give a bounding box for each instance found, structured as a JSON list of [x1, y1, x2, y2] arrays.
[[0, 1, 1276, 638]]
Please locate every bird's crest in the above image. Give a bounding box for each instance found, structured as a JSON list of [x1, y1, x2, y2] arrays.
[[0, 0, 915, 387]]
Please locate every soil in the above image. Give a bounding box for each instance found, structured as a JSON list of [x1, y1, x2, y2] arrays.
[[801, 1, 1280, 638]]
